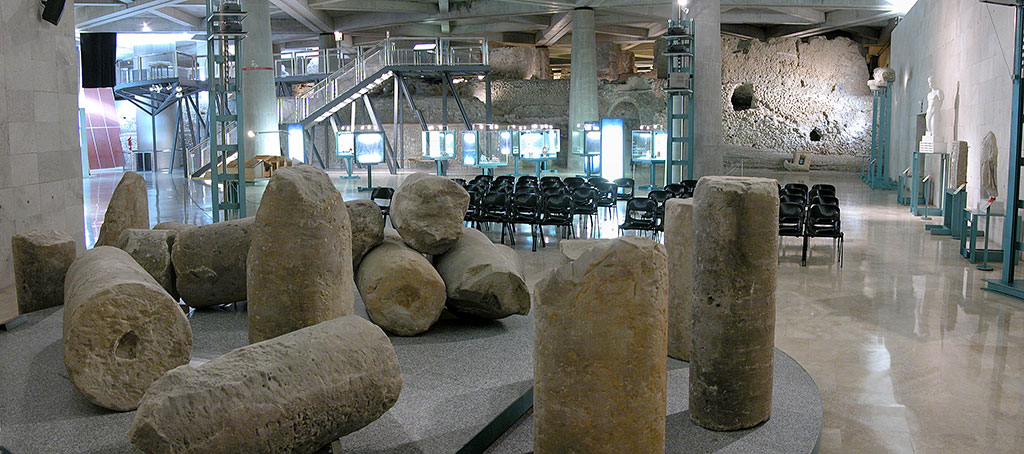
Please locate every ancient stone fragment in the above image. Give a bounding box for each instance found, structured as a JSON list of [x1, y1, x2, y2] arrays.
[[248, 165, 353, 344], [534, 237, 668, 453], [171, 217, 253, 308], [129, 316, 401, 454], [347, 199, 385, 269], [12, 230, 76, 314], [63, 246, 192, 411], [558, 238, 613, 264], [117, 229, 177, 300], [152, 221, 194, 243], [355, 229, 445, 336], [435, 227, 529, 319], [690, 176, 778, 431], [664, 198, 694, 361], [390, 172, 470, 255], [95, 171, 149, 247]]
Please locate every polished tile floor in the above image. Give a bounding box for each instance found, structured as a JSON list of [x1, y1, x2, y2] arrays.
[[82, 167, 1024, 454]]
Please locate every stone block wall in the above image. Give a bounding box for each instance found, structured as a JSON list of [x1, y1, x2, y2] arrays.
[[489, 47, 552, 80]]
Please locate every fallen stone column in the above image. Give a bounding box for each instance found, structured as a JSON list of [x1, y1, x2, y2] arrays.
[[434, 227, 529, 319], [664, 198, 694, 361], [347, 199, 385, 269], [534, 237, 668, 453], [152, 221, 195, 243], [355, 229, 445, 336], [390, 173, 470, 255], [129, 316, 401, 454], [248, 165, 353, 344], [12, 230, 76, 314], [690, 176, 778, 431], [171, 217, 253, 308], [63, 246, 192, 411], [558, 238, 613, 264], [118, 229, 177, 300], [96, 171, 149, 247]]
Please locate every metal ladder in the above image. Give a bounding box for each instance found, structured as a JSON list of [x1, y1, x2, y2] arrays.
[[205, 0, 247, 222], [663, 17, 695, 185]]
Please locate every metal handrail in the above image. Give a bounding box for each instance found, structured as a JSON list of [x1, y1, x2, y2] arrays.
[[116, 51, 207, 85], [273, 47, 350, 78]]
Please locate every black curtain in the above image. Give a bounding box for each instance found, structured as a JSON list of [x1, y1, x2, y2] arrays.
[[80, 33, 117, 88]]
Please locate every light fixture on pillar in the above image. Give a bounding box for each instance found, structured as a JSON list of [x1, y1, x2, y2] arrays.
[[676, 0, 689, 17]]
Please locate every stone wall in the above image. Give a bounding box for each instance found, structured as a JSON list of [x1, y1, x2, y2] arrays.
[[0, 0, 84, 322], [597, 42, 636, 82], [488, 47, 552, 80]]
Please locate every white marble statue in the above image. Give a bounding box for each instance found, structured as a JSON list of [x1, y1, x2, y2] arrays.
[[925, 76, 944, 138], [981, 131, 999, 201]]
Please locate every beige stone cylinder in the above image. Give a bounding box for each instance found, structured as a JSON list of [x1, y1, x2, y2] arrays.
[[13, 230, 76, 314], [434, 227, 529, 319], [63, 246, 192, 411], [690, 176, 778, 431], [533, 237, 668, 453], [390, 172, 470, 255], [248, 165, 353, 344], [96, 171, 149, 247], [347, 199, 385, 269], [171, 217, 253, 308], [664, 198, 694, 361], [355, 229, 445, 336], [117, 229, 177, 300]]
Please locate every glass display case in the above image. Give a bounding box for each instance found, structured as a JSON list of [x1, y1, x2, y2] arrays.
[[336, 130, 355, 157], [631, 130, 654, 161], [582, 121, 602, 176], [287, 124, 305, 163], [355, 131, 386, 165], [498, 128, 520, 156], [600, 118, 625, 180], [422, 128, 456, 159], [462, 124, 505, 169], [571, 123, 585, 156], [520, 126, 559, 159]]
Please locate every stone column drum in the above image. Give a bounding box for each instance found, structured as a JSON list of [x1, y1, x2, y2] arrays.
[[434, 227, 530, 319], [12, 230, 76, 314], [95, 171, 149, 247], [389, 173, 470, 255], [689, 176, 778, 431], [347, 199, 385, 269], [248, 166, 353, 344], [533, 237, 668, 453], [117, 229, 177, 300], [63, 247, 192, 411], [171, 217, 254, 308], [664, 198, 694, 361]]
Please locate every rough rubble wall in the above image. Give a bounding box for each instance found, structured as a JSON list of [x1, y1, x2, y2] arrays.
[[489, 47, 552, 80], [597, 42, 636, 82], [722, 35, 873, 157]]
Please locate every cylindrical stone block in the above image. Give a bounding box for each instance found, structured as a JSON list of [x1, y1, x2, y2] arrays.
[[129, 316, 402, 454], [248, 165, 354, 344], [664, 198, 694, 361], [347, 199, 385, 269], [355, 229, 445, 336], [171, 217, 253, 308], [117, 229, 177, 300], [12, 230, 76, 314], [533, 237, 668, 453], [690, 176, 778, 431], [390, 172, 470, 255], [96, 171, 149, 247], [434, 227, 530, 319], [63, 246, 192, 411]]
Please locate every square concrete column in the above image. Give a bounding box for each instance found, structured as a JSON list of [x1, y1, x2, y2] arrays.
[[241, 0, 280, 157], [568, 7, 599, 173], [689, 1, 723, 177]]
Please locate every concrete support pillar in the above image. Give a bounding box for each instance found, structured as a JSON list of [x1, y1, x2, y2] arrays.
[[690, 176, 778, 431], [664, 198, 694, 361], [690, 0, 723, 176], [241, 0, 279, 157], [318, 33, 336, 74], [568, 7, 598, 173]]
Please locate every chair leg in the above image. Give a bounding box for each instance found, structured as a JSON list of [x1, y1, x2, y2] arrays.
[[531, 224, 537, 252], [801, 235, 809, 267]]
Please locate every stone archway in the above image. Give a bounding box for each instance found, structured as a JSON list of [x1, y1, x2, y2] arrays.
[[608, 99, 642, 131]]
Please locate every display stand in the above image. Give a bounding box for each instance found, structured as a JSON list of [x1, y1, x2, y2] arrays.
[[428, 156, 453, 176], [960, 207, 1005, 264], [335, 130, 359, 180], [476, 161, 501, 176], [635, 157, 665, 190], [337, 154, 359, 180], [359, 164, 376, 192], [865, 82, 897, 189], [522, 157, 556, 179], [931, 186, 967, 237], [355, 130, 386, 192], [910, 151, 946, 217], [897, 167, 912, 206]]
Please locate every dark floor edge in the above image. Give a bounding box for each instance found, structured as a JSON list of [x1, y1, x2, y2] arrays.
[[456, 386, 534, 454]]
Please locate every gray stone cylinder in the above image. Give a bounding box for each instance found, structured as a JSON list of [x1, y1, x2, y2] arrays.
[[95, 171, 149, 247], [129, 316, 402, 454], [664, 198, 694, 361], [248, 165, 353, 344], [117, 229, 177, 300], [534, 237, 668, 453], [390, 172, 470, 255], [355, 229, 445, 336], [171, 217, 253, 308], [63, 246, 192, 411], [690, 176, 778, 431], [434, 227, 529, 319], [12, 230, 76, 314], [347, 199, 385, 269]]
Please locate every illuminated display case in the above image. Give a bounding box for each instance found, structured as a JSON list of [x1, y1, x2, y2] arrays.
[[462, 125, 506, 167], [571, 123, 584, 156], [355, 131, 385, 164], [498, 129, 520, 155], [632, 128, 668, 161], [422, 129, 456, 158], [600, 118, 625, 180], [520, 127, 559, 159], [336, 131, 355, 157], [583, 122, 601, 156], [287, 124, 304, 163]]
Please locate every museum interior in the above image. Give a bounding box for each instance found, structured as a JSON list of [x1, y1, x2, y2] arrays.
[[5, 0, 1024, 453]]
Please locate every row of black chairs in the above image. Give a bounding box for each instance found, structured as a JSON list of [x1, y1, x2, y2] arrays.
[[778, 183, 843, 267]]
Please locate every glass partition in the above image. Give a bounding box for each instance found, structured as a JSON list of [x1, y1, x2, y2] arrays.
[[423, 129, 456, 158], [632, 130, 654, 160], [499, 129, 520, 156], [336, 131, 355, 156], [463, 125, 505, 167], [520, 126, 559, 159]]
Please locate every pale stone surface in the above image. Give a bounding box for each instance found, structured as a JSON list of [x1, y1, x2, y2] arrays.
[[95, 171, 149, 247], [129, 316, 401, 454], [12, 230, 76, 314], [533, 237, 668, 453], [949, 141, 968, 188], [171, 217, 253, 308], [117, 229, 176, 300], [347, 199, 385, 269], [63, 246, 192, 411], [248, 165, 353, 344], [489, 47, 552, 80], [558, 238, 613, 263], [152, 222, 194, 244], [664, 199, 694, 361], [981, 131, 999, 200], [390, 173, 470, 255], [690, 176, 778, 431], [355, 229, 445, 336], [434, 227, 529, 319]]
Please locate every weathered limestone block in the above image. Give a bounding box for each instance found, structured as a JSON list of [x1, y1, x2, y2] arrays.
[[117, 229, 177, 300], [534, 237, 668, 453], [347, 199, 385, 269], [665, 199, 694, 361], [129, 316, 401, 454], [390, 173, 470, 255], [248, 165, 353, 344], [690, 176, 778, 431], [434, 227, 529, 319], [63, 246, 192, 411], [949, 141, 968, 188], [152, 222, 195, 243], [96, 171, 149, 247], [558, 238, 613, 263], [355, 229, 445, 336], [12, 230, 76, 314], [171, 217, 253, 308]]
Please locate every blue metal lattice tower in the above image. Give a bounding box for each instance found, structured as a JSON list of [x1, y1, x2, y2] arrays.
[[663, 15, 695, 185], [205, 0, 247, 221]]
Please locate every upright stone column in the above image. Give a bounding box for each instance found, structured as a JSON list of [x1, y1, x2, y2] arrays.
[[241, 0, 279, 157], [690, 0, 723, 177], [664, 198, 693, 361], [568, 7, 598, 173], [690, 177, 778, 431]]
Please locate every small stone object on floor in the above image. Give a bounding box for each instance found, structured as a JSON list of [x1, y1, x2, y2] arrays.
[[247, 165, 354, 344], [12, 230, 77, 314], [355, 228, 446, 336], [117, 229, 177, 300], [664, 198, 694, 361], [347, 199, 385, 269], [171, 217, 254, 308], [95, 171, 149, 247], [533, 236, 668, 454], [63, 246, 192, 412], [690, 176, 778, 431], [390, 172, 470, 255], [434, 227, 529, 319], [129, 316, 401, 454]]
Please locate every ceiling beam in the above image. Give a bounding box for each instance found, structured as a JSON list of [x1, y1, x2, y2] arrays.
[[309, 0, 437, 12], [439, 0, 450, 34], [151, 6, 200, 28], [722, 11, 820, 24], [721, 23, 767, 41], [768, 9, 898, 38], [536, 11, 572, 46], [270, 0, 332, 32], [76, 0, 187, 29], [767, 7, 826, 22], [720, 0, 894, 10], [595, 24, 649, 39]]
